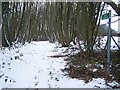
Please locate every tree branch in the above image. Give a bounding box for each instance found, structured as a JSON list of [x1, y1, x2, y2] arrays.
[[105, 2, 120, 16]]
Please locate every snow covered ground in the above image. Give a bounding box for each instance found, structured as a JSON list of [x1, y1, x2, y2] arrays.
[[0, 40, 119, 89]]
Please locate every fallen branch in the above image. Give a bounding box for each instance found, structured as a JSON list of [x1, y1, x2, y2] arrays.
[[48, 54, 70, 58]]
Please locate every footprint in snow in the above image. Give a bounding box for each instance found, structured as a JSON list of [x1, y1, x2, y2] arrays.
[[15, 56, 19, 60], [8, 68, 11, 70], [50, 76, 53, 80], [4, 78, 16, 83], [8, 63, 11, 65], [48, 84, 51, 88], [35, 82, 39, 86], [20, 53, 23, 57], [34, 76, 37, 80], [10, 58, 13, 60], [2, 66, 4, 68], [49, 71, 52, 75], [55, 77, 59, 82], [2, 62, 5, 65]]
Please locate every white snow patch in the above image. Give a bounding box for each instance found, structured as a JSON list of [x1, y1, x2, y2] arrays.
[[0, 41, 119, 89]]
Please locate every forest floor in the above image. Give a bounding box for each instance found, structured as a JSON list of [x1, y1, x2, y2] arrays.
[[0, 40, 119, 89], [62, 50, 120, 88]]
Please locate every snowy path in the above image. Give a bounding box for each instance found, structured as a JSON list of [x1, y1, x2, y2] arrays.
[[0, 41, 118, 88]]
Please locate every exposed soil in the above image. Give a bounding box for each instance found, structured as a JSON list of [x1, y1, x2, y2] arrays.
[[61, 50, 120, 87]]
